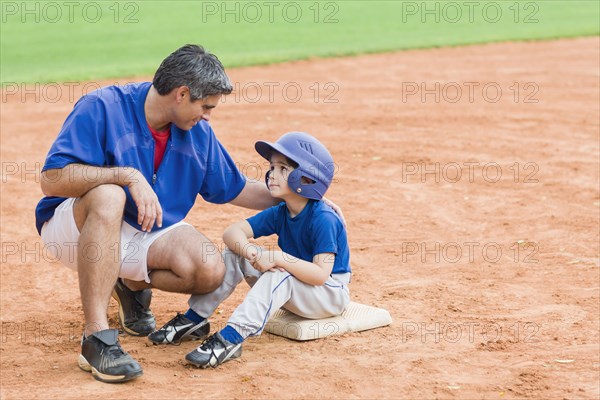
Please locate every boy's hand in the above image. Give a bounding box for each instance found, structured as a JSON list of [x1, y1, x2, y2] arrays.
[[244, 244, 260, 263], [252, 249, 285, 273]]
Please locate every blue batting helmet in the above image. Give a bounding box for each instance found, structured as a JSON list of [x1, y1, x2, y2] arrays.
[[255, 132, 335, 200]]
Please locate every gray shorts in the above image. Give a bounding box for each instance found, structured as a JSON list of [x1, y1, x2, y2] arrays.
[[40, 198, 190, 282]]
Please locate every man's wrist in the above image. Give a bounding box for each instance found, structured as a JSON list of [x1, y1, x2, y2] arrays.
[[115, 167, 138, 187]]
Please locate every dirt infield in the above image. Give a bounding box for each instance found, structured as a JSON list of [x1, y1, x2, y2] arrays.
[[1, 37, 599, 399]]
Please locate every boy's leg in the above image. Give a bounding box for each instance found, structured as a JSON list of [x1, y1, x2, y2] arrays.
[[187, 248, 261, 317], [279, 275, 350, 319], [227, 273, 350, 339], [185, 269, 294, 368], [148, 248, 261, 344], [185, 273, 349, 368], [215, 269, 296, 339]]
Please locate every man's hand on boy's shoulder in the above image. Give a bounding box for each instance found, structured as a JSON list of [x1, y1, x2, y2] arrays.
[[322, 197, 346, 226]]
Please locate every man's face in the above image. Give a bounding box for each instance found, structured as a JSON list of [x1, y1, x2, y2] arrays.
[[173, 88, 222, 130]]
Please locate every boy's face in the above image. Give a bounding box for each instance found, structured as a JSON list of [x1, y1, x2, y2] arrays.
[[268, 152, 294, 197]]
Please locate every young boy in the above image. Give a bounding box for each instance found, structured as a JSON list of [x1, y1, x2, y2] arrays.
[[186, 131, 352, 367], [149, 132, 351, 367]]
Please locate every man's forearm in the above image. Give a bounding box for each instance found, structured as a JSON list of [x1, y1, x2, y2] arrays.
[[41, 164, 140, 198], [229, 179, 280, 210]]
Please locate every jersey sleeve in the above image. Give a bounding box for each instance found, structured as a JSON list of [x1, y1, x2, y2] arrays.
[[311, 211, 343, 256], [199, 127, 247, 204], [246, 205, 280, 238], [42, 94, 107, 172]]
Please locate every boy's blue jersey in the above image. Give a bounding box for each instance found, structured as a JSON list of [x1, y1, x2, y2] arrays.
[[35, 82, 246, 234], [247, 200, 351, 275]]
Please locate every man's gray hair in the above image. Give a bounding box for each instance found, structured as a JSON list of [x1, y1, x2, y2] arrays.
[[153, 44, 233, 100]]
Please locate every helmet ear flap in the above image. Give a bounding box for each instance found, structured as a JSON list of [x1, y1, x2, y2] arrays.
[[287, 168, 302, 192]]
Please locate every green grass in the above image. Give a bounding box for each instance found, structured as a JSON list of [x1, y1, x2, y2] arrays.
[[1, 0, 599, 83]]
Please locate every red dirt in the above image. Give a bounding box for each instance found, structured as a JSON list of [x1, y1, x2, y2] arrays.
[[1, 37, 599, 399]]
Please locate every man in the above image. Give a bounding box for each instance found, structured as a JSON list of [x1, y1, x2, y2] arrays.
[[35, 45, 278, 383]]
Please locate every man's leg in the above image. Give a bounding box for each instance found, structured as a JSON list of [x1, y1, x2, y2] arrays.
[[71, 184, 143, 382], [143, 226, 229, 345], [72, 184, 125, 336], [148, 247, 261, 344], [187, 248, 261, 317], [146, 224, 225, 294], [108, 222, 227, 341]]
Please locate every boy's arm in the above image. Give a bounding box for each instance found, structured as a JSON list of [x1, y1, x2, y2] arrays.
[[223, 220, 259, 261], [254, 250, 335, 286]]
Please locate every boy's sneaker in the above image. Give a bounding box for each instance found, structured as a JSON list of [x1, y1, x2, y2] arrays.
[[111, 279, 156, 336], [185, 332, 242, 368], [78, 329, 143, 383], [148, 313, 210, 345]]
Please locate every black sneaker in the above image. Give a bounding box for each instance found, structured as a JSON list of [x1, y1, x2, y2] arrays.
[[111, 279, 156, 336], [78, 329, 143, 383], [185, 332, 242, 368], [148, 313, 210, 345]]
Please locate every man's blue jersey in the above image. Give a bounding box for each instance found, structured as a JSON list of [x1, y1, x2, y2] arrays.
[[35, 82, 246, 234]]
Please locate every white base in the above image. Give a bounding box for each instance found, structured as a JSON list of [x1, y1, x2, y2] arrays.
[[264, 301, 392, 341]]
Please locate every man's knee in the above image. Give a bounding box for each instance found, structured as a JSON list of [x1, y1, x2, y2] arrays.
[[194, 253, 225, 292], [76, 184, 126, 227], [167, 250, 225, 293]]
